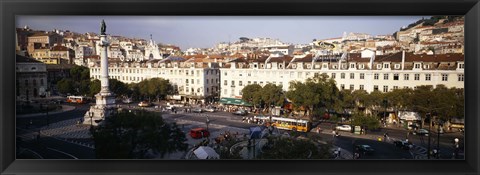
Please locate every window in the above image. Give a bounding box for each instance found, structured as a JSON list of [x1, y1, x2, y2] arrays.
[[254, 81, 257, 84], [224, 80, 227, 86], [248, 81, 251, 84], [374, 85, 379, 91], [404, 74, 409, 80], [341, 73, 345, 79], [425, 74, 431, 81], [374, 73, 379, 80], [414, 74, 420, 81], [415, 64, 421, 69], [224, 89, 227, 95], [394, 64, 400, 69], [340, 84, 345, 90], [377, 64, 382, 69], [384, 73, 389, 80], [442, 74, 448, 81], [359, 85, 364, 90], [458, 74, 464, 81], [394, 73, 399, 80], [25, 80, 28, 86], [359, 64, 364, 69], [383, 86, 388, 92], [350, 84, 354, 90], [350, 73, 354, 79], [360, 73, 365, 79], [239, 81, 243, 86], [33, 79, 37, 86], [350, 63, 355, 68], [224, 72, 227, 76], [459, 63, 464, 69], [393, 86, 399, 90], [40, 79, 44, 85], [331, 73, 336, 79], [297, 72, 302, 78], [231, 81, 235, 86], [384, 64, 389, 68]]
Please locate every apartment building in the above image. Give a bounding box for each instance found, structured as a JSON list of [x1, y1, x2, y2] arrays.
[[89, 56, 221, 103], [219, 51, 464, 98]]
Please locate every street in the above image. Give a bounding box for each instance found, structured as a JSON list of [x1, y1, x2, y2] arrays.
[[16, 101, 465, 160]]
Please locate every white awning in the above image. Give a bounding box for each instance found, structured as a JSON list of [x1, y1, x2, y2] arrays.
[[397, 111, 422, 121]]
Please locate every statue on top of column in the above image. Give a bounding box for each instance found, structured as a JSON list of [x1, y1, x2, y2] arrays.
[[101, 20, 106, 35]]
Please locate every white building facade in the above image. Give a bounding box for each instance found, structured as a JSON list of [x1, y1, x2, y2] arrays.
[[89, 57, 221, 103], [219, 51, 464, 98]]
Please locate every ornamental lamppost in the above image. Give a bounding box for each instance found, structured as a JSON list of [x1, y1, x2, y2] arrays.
[[89, 111, 94, 131], [206, 115, 210, 133], [383, 98, 388, 127], [453, 138, 460, 159]]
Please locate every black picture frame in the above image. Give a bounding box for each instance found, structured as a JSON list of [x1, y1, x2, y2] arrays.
[[1, 0, 479, 175]]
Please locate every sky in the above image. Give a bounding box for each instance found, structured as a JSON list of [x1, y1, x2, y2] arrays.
[[17, 16, 428, 50]]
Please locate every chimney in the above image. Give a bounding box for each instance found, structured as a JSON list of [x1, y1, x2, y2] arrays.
[[401, 50, 405, 70]]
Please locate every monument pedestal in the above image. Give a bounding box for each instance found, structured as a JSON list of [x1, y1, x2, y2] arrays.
[[83, 91, 116, 126]]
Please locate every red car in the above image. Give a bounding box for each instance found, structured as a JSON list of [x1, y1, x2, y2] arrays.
[[189, 128, 210, 139]]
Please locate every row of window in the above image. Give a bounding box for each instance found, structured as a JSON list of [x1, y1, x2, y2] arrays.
[[223, 80, 284, 87], [92, 68, 220, 76], [20, 79, 45, 86], [335, 72, 464, 82]]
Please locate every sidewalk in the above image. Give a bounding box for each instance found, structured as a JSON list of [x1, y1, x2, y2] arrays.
[[17, 105, 76, 118]]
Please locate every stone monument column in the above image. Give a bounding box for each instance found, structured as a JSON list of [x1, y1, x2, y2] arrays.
[[83, 20, 116, 126]]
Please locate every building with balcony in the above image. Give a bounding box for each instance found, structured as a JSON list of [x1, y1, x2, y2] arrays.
[[219, 51, 464, 98]]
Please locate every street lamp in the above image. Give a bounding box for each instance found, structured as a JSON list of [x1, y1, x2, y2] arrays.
[[436, 121, 442, 159], [427, 112, 432, 159], [89, 111, 94, 131], [453, 138, 459, 159], [383, 98, 387, 127], [206, 115, 210, 133]]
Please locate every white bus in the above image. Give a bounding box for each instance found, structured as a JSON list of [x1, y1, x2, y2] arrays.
[[66, 96, 89, 104]]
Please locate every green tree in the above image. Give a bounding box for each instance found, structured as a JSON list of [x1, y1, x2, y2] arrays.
[[137, 78, 173, 102], [260, 136, 332, 159], [241, 84, 263, 109], [351, 112, 381, 131], [92, 110, 188, 159], [260, 83, 285, 113], [56, 78, 75, 95], [89, 79, 101, 97], [70, 65, 90, 82], [286, 73, 339, 120]]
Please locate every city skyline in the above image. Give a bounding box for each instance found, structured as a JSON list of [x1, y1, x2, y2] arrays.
[[17, 16, 428, 49]]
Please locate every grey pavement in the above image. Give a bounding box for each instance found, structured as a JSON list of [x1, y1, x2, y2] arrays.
[[17, 105, 76, 118], [39, 118, 95, 149]]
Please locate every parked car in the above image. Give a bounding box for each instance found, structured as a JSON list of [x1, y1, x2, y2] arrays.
[[233, 109, 247, 116], [189, 128, 210, 139], [122, 98, 133, 104], [165, 105, 175, 110], [335, 125, 352, 132], [138, 101, 152, 107], [204, 107, 215, 112], [393, 140, 413, 150], [192, 108, 203, 113], [414, 128, 429, 136], [355, 144, 375, 155]]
